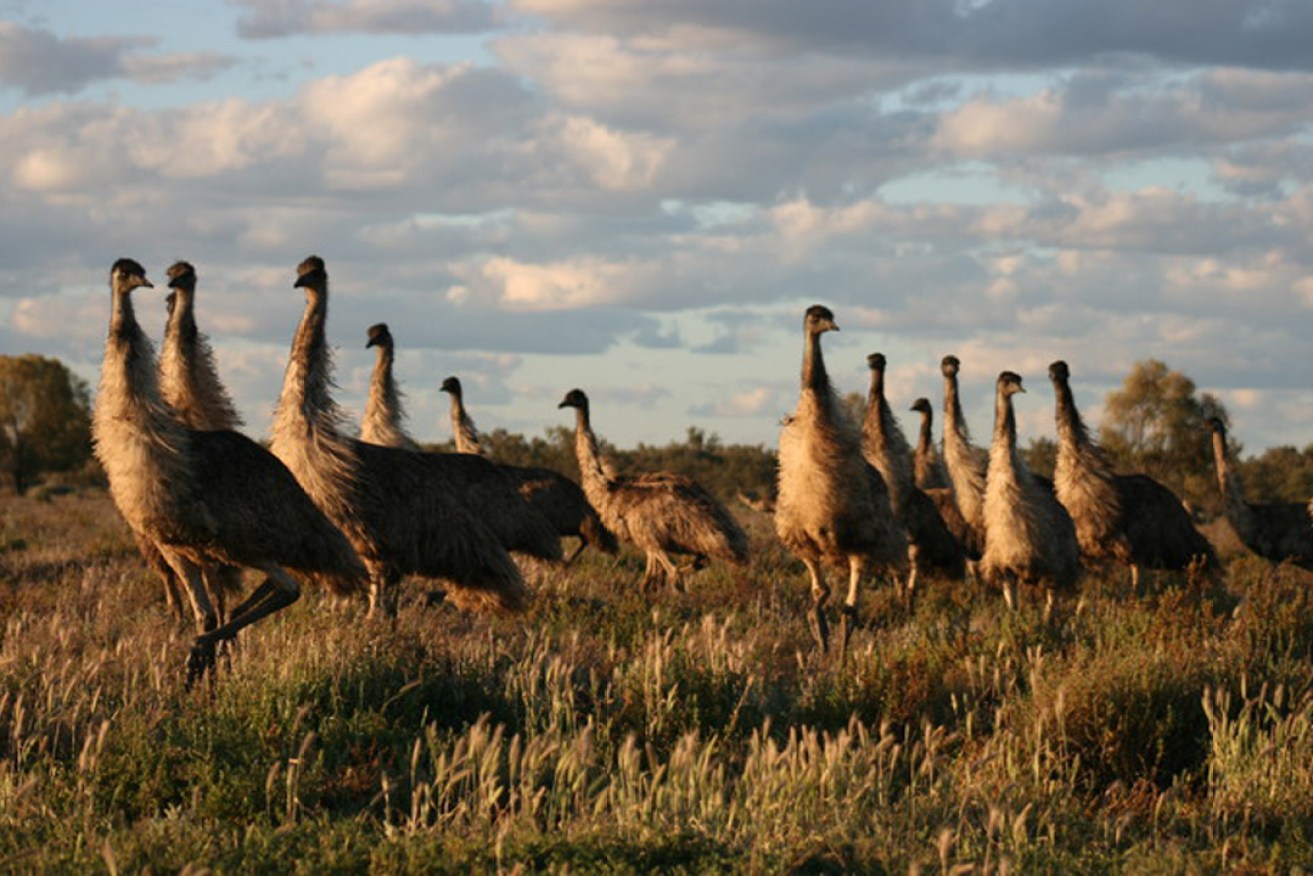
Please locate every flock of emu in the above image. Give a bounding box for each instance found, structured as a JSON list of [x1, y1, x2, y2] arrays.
[[92, 260, 1313, 684]]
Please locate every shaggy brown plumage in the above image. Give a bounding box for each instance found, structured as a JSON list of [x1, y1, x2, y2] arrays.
[[151, 261, 245, 623], [270, 256, 558, 615], [435, 376, 618, 562], [862, 353, 964, 588], [1209, 417, 1313, 570], [360, 322, 420, 451], [980, 371, 1080, 607], [92, 259, 367, 686], [909, 397, 949, 491], [559, 388, 747, 590], [1049, 361, 1216, 585], [774, 306, 907, 654]]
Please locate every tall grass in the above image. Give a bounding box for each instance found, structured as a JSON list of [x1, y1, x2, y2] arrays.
[[2, 490, 1313, 871]]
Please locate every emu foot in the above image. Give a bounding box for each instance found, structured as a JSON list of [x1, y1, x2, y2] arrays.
[[807, 605, 830, 653], [185, 640, 217, 691]]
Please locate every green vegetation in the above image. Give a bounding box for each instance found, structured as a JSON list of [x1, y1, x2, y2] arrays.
[[1, 489, 1313, 873], [0, 355, 93, 496]]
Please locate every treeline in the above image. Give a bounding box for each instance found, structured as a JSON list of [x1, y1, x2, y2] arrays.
[[2, 353, 1312, 514]]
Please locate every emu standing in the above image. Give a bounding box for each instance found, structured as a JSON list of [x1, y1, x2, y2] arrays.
[[434, 374, 618, 563], [558, 388, 747, 590], [439, 376, 485, 456], [360, 323, 420, 451], [271, 256, 558, 615], [151, 260, 246, 621], [940, 355, 989, 560], [774, 306, 906, 653], [862, 353, 964, 589], [1049, 361, 1216, 586], [909, 398, 948, 490], [1208, 417, 1313, 570], [980, 371, 1080, 608], [92, 259, 367, 686]]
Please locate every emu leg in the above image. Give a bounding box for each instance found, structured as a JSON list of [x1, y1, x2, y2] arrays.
[[563, 539, 587, 566], [187, 565, 301, 690], [839, 555, 866, 660], [653, 552, 683, 592], [163, 551, 217, 635], [804, 559, 830, 653]]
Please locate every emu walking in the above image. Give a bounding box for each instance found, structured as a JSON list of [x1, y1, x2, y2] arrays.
[[862, 353, 964, 589], [1208, 417, 1313, 570], [436, 375, 618, 563], [558, 388, 747, 590], [151, 260, 246, 621], [1049, 361, 1216, 586], [271, 256, 558, 615], [980, 371, 1080, 608], [774, 306, 906, 654], [360, 323, 420, 451], [92, 259, 367, 686]]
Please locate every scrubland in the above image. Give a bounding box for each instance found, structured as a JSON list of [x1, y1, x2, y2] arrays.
[[2, 490, 1312, 873]]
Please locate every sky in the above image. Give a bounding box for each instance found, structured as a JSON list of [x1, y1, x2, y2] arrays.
[[3, 0, 1313, 455]]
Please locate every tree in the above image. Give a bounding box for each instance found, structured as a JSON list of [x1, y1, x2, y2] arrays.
[[0, 355, 92, 495], [1098, 359, 1226, 509]]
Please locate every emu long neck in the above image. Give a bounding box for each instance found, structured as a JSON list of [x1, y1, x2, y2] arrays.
[[1052, 377, 1089, 450], [993, 389, 1017, 454], [159, 285, 241, 432], [94, 285, 190, 526], [275, 287, 338, 436], [864, 366, 912, 508], [448, 390, 483, 455], [1211, 428, 1256, 536], [801, 329, 830, 397], [572, 406, 610, 492], [362, 342, 411, 445], [943, 372, 973, 450], [916, 409, 934, 460]]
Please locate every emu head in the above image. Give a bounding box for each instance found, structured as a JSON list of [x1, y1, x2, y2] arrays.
[[366, 323, 391, 349], [110, 258, 152, 292], [166, 261, 196, 290], [997, 371, 1025, 397], [1048, 360, 1070, 384], [941, 355, 960, 378], [910, 397, 932, 415], [804, 304, 837, 334], [558, 388, 589, 411], [440, 376, 462, 396], [294, 255, 326, 290]]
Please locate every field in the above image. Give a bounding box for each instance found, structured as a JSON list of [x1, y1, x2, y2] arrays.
[[2, 489, 1313, 873]]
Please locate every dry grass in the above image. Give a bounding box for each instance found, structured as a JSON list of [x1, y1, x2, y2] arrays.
[[1, 490, 1313, 872]]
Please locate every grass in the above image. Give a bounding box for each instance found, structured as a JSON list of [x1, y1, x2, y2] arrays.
[[2, 490, 1313, 872]]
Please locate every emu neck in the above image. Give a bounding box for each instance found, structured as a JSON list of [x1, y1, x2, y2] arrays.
[[572, 406, 609, 490], [1211, 429, 1255, 533], [164, 287, 198, 351], [367, 344, 402, 425], [1052, 378, 1088, 449], [943, 372, 971, 447], [916, 409, 933, 458], [993, 390, 1017, 455], [866, 368, 887, 434], [801, 329, 830, 397], [276, 286, 335, 434]]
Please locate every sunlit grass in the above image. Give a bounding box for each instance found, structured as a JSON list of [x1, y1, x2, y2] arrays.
[[2, 490, 1313, 871]]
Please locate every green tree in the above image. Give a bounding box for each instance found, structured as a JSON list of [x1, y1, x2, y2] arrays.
[[1098, 359, 1226, 509], [0, 355, 92, 495]]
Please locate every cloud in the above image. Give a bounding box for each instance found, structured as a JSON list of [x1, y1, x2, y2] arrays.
[[688, 385, 782, 418], [511, 0, 1313, 71], [0, 22, 233, 95], [232, 0, 498, 38]]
